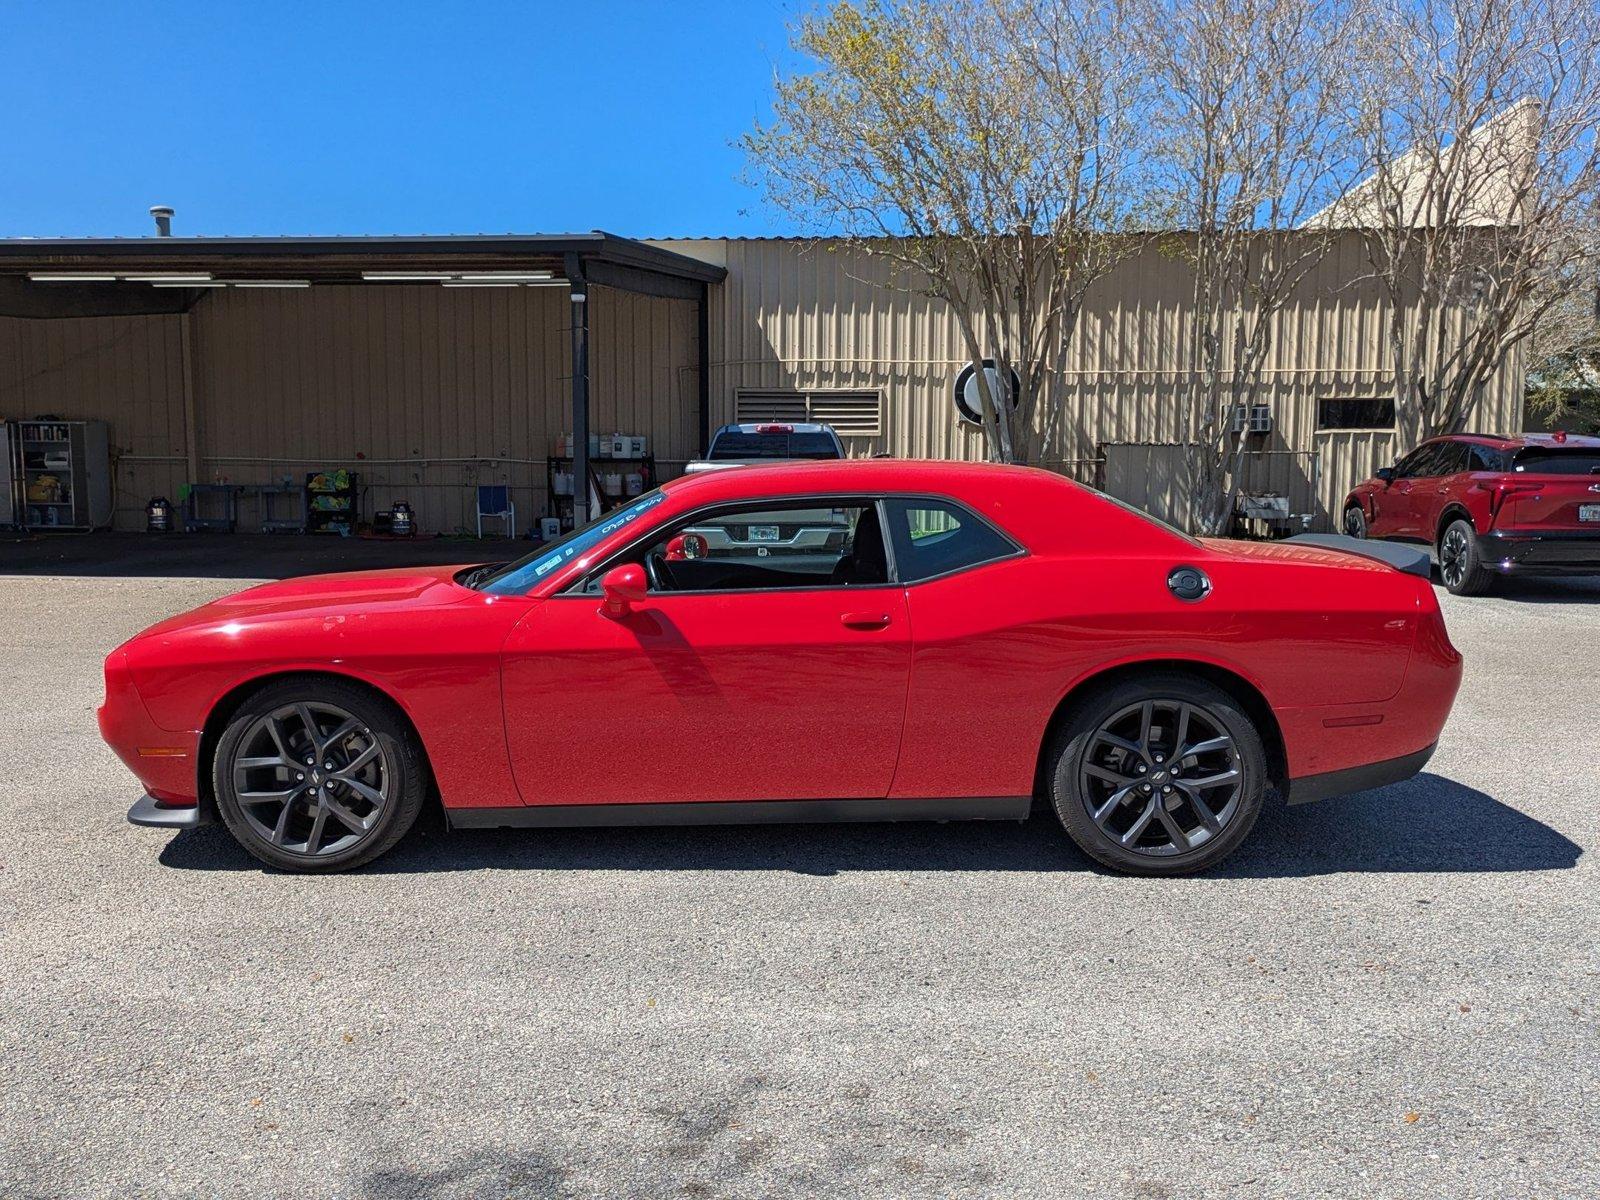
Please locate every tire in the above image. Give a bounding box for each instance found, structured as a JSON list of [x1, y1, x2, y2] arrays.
[[1343, 504, 1368, 539], [213, 678, 427, 872], [1437, 517, 1493, 596], [1047, 673, 1268, 877]]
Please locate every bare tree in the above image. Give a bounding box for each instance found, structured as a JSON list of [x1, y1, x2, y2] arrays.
[[741, 0, 1146, 463], [1138, 0, 1359, 534], [1336, 0, 1600, 444], [1525, 257, 1600, 430]]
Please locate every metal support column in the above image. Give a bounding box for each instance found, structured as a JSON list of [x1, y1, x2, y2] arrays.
[[697, 282, 711, 456], [566, 253, 591, 527]]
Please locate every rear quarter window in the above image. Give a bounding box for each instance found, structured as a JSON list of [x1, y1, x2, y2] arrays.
[[883, 498, 1021, 582]]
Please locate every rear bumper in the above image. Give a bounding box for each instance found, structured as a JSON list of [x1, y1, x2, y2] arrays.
[[1286, 742, 1435, 805], [128, 793, 210, 829], [1478, 529, 1600, 574]]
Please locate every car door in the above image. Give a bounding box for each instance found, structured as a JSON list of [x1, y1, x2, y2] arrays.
[[500, 498, 911, 807], [1381, 443, 1443, 537], [1413, 440, 1469, 539]]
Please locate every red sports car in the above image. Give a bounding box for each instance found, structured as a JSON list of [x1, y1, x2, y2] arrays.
[[101, 460, 1462, 876], [1342, 431, 1600, 594]]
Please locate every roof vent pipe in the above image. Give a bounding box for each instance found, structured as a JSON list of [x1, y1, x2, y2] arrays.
[[149, 206, 174, 237]]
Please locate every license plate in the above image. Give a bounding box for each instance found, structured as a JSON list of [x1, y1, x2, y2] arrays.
[[1581, 504, 1600, 523], [747, 525, 780, 542]]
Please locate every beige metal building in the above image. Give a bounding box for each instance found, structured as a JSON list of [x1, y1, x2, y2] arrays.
[[0, 229, 1521, 536]]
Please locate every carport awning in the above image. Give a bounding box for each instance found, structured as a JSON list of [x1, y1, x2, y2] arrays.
[[0, 231, 724, 526], [0, 231, 724, 317]]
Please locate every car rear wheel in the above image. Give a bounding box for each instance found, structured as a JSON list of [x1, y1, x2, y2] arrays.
[[1438, 518, 1493, 596], [1343, 505, 1368, 538], [213, 679, 426, 872], [1047, 674, 1268, 876]]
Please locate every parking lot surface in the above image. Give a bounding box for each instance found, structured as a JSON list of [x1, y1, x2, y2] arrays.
[[1, 563, 1597, 1199]]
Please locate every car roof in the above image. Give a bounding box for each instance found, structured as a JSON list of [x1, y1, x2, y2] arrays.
[[657, 458, 1137, 555], [1431, 431, 1600, 450], [714, 422, 833, 435], [662, 457, 1053, 499]]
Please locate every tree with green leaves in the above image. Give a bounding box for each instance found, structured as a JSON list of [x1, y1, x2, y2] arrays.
[[1137, 0, 1359, 534], [1337, 0, 1600, 443], [742, 0, 1146, 464]]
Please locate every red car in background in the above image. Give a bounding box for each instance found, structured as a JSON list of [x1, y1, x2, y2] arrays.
[[102, 460, 1462, 877], [1342, 432, 1600, 595]]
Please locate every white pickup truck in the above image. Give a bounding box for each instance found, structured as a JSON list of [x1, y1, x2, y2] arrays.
[[683, 422, 850, 558], [684, 422, 845, 473]]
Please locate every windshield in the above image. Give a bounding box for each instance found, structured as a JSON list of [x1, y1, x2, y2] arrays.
[[472, 490, 667, 594], [710, 431, 840, 459], [1513, 448, 1600, 475]]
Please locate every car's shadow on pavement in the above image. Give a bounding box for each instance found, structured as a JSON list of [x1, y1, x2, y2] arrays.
[[156, 772, 1580, 878], [1435, 573, 1600, 604]]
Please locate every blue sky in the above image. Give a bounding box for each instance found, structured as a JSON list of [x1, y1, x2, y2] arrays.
[[0, 1, 806, 240]]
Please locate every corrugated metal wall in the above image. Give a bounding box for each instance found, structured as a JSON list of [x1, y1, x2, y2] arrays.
[[661, 234, 1522, 530], [3, 234, 1523, 534], [0, 312, 189, 525], [2, 283, 699, 532], [1101, 443, 1321, 532], [190, 284, 698, 534]]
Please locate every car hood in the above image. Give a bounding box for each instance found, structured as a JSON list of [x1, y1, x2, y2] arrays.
[[130, 565, 479, 639]]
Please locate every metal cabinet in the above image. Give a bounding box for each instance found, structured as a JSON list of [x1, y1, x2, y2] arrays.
[[12, 419, 113, 531]]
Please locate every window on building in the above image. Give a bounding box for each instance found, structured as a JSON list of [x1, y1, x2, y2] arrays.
[[1317, 396, 1397, 430], [734, 389, 883, 437]]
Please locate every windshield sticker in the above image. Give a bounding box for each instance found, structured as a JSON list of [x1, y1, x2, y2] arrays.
[[532, 554, 564, 577]]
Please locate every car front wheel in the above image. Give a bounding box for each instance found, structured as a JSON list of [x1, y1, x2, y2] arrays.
[[1048, 674, 1268, 876], [213, 679, 427, 872], [1343, 504, 1368, 538]]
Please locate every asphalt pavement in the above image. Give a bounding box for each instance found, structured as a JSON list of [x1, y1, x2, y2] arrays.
[[1, 566, 1596, 1198]]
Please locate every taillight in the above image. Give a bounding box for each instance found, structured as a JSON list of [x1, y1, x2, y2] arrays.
[[1488, 480, 1541, 520], [754, 423, 794, 434]]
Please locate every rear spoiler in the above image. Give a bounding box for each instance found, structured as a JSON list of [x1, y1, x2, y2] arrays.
[[1286, 534, 1431, 580]]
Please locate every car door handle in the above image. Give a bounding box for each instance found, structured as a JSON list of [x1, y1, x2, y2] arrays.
[[840, 612, 892, 630]]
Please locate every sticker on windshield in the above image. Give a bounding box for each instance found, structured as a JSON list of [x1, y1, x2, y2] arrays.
[[532, 554, 564, 577]]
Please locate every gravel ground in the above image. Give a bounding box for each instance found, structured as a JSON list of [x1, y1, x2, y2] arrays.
[[1, 568, 1597, 1199]]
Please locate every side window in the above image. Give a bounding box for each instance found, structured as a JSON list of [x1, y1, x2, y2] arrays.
[[1468, 445, 1505, 471], [1400, 442, 1452, 478], [1433, 442, 1469, 475], [626, 500, 888, 593], [1393, 446, 1432, 478], [884, 498, 1020, 583]]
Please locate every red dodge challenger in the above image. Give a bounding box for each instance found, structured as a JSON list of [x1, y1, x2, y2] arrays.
[[101, 460, 1462, 876]]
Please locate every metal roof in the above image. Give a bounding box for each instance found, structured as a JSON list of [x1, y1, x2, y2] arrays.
[[0, 230, 725, 281]]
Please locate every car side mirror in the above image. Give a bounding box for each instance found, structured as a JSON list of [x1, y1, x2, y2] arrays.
[[1375, 466, 1395, 484], [663, 532, 708, 562], [599, 563, 647, 618]]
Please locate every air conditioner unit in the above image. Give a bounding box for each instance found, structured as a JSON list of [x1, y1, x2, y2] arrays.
[[1229, 404, 1273, 434]]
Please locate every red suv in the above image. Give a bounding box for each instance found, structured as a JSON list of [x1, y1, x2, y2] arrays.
[[1343, 432, 1600, 595]]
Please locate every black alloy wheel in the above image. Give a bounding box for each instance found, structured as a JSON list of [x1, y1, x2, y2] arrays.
[[1438, 518, 1493, 595], [214, 680, 426, 871], [1049, 674, 1268, 876], [1079, 699, 1243, 857]]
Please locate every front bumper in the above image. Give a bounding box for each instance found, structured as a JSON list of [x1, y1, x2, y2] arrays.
[[1478, 529, 1600, 574], [128, 793, 211, 829]]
